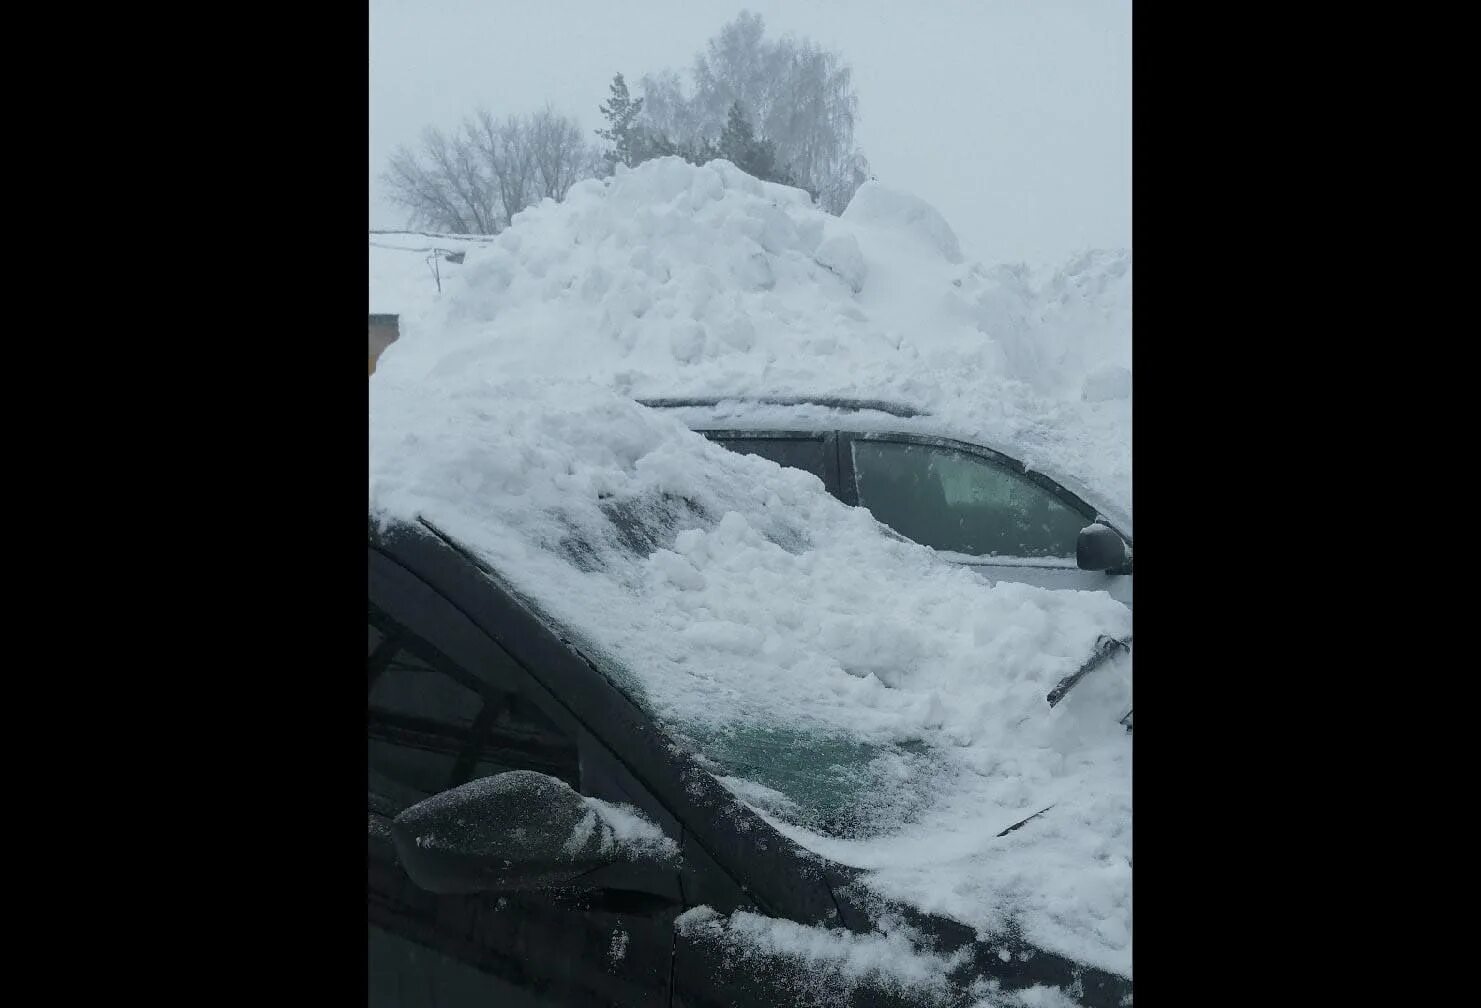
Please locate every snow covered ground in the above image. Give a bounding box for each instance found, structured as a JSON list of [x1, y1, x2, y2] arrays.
[[369, 157, 1132, 983], [369, 231, 493, 317]]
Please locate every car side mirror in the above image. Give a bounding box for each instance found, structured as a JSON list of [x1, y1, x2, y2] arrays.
[[1077, 523, 1131, 573], [390, 770, 679, 895]]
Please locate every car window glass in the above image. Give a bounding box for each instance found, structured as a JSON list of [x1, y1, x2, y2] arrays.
[[712, 435, 828, 482], [467, 691, 580, 784], [368, 610, 580, 810], [368, 641, 484, 801], [852, 440, 1089, 557]]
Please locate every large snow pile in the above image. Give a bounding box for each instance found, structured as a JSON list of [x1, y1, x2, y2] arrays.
[[370, 157, 1133, 979], [370, 375, 1133, 976], [373, 158, 1131, 509]]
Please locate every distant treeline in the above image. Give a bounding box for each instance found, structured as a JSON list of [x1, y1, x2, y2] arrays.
[[383, 11, 871, 235]]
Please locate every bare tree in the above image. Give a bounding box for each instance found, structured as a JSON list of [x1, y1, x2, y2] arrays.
[[468, 109, 537, 227], [383, 107, 601, 234], [527, 105, 591, 201], [691, 11, 785, 129], [631, 11, 870, 213], [384, 125, 498, 234], [636, 69, 709, 150]]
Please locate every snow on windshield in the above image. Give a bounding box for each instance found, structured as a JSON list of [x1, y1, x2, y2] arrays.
[[370, 157, 1132, 978]]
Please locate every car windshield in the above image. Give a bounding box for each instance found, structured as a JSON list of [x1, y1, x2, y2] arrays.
[[685, 723, 940, 839], [371, 380, 1133, 973]]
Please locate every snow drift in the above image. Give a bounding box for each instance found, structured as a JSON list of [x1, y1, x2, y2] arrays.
[[373, 157, 1131, 510]]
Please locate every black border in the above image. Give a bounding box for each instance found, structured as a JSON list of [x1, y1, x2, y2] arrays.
[[80, 3, 1356, 1002]]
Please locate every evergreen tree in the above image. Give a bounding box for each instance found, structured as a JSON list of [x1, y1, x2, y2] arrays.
[[717, 101, 756, 165], [595, 73, 644, 168], [716, 101, 792, 187], [596, 78, 790, 183], [632, 13, 870, 212]]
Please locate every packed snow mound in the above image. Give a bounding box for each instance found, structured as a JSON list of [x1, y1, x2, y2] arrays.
[[373, 157, 1132, 510], [814, 231, 867, 293], [370, 375, 1133, 976], [842, 180, 964, 264], [1081, 363, 1131, 403]]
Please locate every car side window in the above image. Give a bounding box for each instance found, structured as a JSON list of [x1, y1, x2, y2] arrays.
[[368, 606, 580, 812], [851, 439, 1090, 558], [709, 434, 831, 484]]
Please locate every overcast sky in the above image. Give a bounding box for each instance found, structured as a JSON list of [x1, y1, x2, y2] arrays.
[[369, 0, 1129, 267]]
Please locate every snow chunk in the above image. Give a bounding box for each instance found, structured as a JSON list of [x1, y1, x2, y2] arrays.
[[574, 793, 679, 861], [971, 983, 1083, 1008], [580, 793, 678, 858], [815, 232, 867, 292], [676, 906, 962, 1001], [843, 181, 963, 264]]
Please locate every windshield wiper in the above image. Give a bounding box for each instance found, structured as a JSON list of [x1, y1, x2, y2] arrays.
[[1045, 634, 1131, 709], [996, 805, 1054, 837]]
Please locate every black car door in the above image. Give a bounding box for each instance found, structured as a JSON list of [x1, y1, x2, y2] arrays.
[[368, 562, 683, 1007]]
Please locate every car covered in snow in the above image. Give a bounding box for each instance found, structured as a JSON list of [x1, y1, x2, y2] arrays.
[[369, 385, 1133, 1007], [369, 516, 1133, 1007], [643, 396, 1133, 609]]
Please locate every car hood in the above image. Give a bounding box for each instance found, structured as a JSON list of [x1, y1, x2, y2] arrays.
[[731, 636, 1133, 990]]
